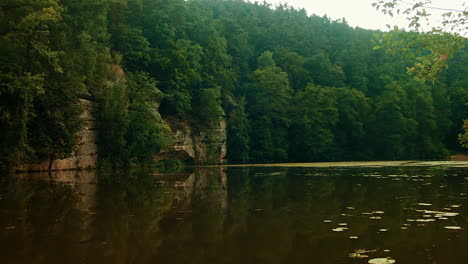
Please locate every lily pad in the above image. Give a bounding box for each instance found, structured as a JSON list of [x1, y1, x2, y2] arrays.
[[368, 257, 396, 264], [415, 219, 435, 222], [417, 203, 432, 206], [349, 253, 368, 258], [332, 227, 348, 232], [444, 226, 462, 230], [442, 212, 459, 217]]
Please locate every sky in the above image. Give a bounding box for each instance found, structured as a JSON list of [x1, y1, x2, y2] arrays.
[[255, 0, 466, 32]]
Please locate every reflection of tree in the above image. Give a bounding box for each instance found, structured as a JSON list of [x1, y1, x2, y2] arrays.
[[1, 172, 85, 264], [155, 167, 228, 263], [89, 171, 173, 264], [1, 166, 466, 264]]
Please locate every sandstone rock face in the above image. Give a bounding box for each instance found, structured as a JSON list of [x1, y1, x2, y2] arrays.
[[17, 99, 98, 171], [155, 118, 227, 164]]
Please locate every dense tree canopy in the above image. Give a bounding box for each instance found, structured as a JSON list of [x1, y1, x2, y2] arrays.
[[1, 0, 467, 169]]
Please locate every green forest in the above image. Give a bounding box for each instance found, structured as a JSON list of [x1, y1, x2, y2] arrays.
[[1, 0, 467, 169]]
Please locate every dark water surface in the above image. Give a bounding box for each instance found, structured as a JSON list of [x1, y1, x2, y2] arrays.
[[1, 163, 467, 264]]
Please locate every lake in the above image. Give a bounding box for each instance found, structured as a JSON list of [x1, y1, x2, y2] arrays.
[[1, 161, 467, 264]]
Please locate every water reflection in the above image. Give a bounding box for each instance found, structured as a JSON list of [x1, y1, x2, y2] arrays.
[[0, 165, 466, 264]]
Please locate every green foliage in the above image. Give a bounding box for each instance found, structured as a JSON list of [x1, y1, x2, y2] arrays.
[[289, 84, 339, 162], [376, 30, 465, 82], [126, 72, 172, 163], [193, 86, 224, 127], [0, 0, 86, 168], [304, 52, 346, 87], [333, 88, 373, 160], [459, 120, 468, 148], [248, 52, 292, 163], [372, 0, 467, 82], [96, 65, 129, 167], [227, 97, 250, 164], [2, 0, 467, 171], [97, 69, 173, 167]]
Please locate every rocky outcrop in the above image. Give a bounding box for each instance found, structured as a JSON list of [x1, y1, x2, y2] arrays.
[[17, 102, 226, 171], [155, 117, 227, 164], [17, 98, 98, 172]]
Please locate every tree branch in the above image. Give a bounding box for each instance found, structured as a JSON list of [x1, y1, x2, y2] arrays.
[[398, 0, 466, 13]]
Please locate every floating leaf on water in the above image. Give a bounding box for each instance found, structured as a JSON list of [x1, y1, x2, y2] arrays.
[[422, 210, 441, 214], [5, 226, 15, 230], [401, 227, 408, 230], [415, 219, 435, 222], [323, 220, 332, 223], [338, 223, 348, 226], [373, 211, 385, 214], [362, 212, 373, 215], [370, 216, 382, 220], [349, 253, 368, 258], [438, 217, 448, 220], [368, 257, 396, 264], [379, 229, 389, 232], [355, 249, 378, 254], [450, 204, 461, 208], [388, 174, 405, 177], [444, 226, 462, 230], [383, 249, 391, 252], [346, 207, 355, 210], [349, 236, 359, 239], [442, 212, 459, 217], [332, 227, 348, 232], [417, 203, 432, 206]]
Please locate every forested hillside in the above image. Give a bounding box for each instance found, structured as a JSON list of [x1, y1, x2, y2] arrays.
[[1, 0, 467, 169]]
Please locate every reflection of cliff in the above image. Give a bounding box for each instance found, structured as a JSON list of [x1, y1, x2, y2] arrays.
[[155, 167, 228, 212], [16, 170, 97, 242], [154, 167, 228, 252], [16, 170, 97, 213], [0, 170, 98, 264]]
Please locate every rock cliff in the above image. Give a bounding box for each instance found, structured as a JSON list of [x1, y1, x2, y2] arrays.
[[17, 98, 98, 171], [155, 117, 227, 164], [17, 103, 226, 172]]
